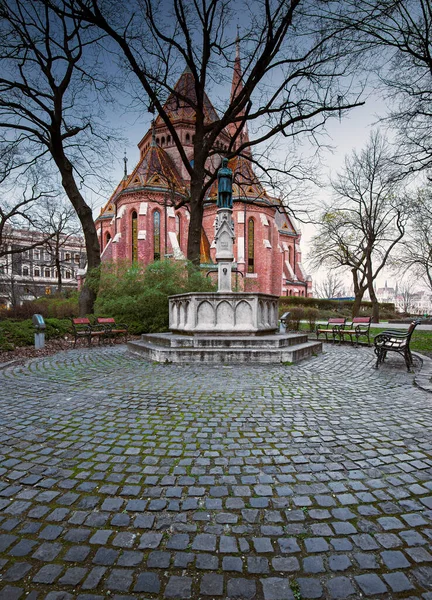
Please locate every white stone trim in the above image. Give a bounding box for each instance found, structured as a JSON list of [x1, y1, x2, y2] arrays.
[[285, 260, 296, 279], [169, 231, 185, 259], [137, 230, 146, 240], [237, 236, 245, 263], [237, 212, 245, 224], [263, 239, 271, 248], [139, 202, 148, 215], [112, 232, 122, 243], [260, 213, 269, 226], [297, 261, 306, 278], [167, 206, 175, 218], [101, 239, 112, 257], [116, 205, 126, 219]]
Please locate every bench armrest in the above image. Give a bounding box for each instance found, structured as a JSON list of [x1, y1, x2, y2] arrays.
[[355, 324, 370, 333], [374, 332, 407, 346], [71, 323, 92, 333]]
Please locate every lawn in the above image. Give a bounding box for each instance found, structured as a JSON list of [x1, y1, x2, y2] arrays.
[[300, 322, 432, 356]]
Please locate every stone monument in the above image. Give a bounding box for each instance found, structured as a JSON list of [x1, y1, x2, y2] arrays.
[[128, 160, 322, 363]]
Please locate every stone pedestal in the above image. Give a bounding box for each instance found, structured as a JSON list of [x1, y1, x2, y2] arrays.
[[169, 292, 279, 335], [127, 160, 322, 364]]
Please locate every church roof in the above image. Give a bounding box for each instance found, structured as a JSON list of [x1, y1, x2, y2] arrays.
[[96, 143, 186, 222], [155, 68, 220, 126], [122, 143, 185, 194], [226, 37, 251, 155], [207, 155, 271, 202]]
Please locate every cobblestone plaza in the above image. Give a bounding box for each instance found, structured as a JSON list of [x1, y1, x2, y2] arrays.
[[0, 345, 431, 599]]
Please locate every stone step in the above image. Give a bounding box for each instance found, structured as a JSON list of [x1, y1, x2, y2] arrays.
[[140, 332, 310, 349], [128, 337, 322, 364]]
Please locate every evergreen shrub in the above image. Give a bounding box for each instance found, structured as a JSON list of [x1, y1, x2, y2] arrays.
[[93, 260, 217, 334], [0, 318, 70, 351]]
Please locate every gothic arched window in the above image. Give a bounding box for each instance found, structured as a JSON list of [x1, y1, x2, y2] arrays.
[[153, 210, 161, 261], [175, 214, 181, 247], [247, 218, 255, 273], [131, 211, 138, 262]]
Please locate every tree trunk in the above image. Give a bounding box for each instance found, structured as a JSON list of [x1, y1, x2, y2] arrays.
[[351, 268, 366, 318], [51, 151, 100, 315], [368, 278, 380, 323], [187, 166, 206, 266], [55, 235, 62, 294]]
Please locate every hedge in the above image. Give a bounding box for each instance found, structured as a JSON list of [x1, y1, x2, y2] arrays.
[[279, 296, 395, 313]]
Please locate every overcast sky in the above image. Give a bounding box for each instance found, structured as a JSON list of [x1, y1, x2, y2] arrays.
[[97, 85, 395, 292]]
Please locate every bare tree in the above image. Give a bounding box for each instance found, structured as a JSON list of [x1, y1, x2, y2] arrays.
[[51, 0, 365, 265], [0, 155, 59, 257], [0, 0, 118, 313], [397, 280, 419, 315], [309, 131, 407, 322], [397, 187, 432, 295], [314, 271, 346, 299], [34, 199, 84, 294], [325, 0, 432, 174]]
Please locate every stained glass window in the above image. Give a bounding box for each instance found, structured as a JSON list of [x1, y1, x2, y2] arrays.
[[132, 211, 138, 263], [153, 210, 161, 261], [248, 218, 254, 273], [176, 214, 181, 247]]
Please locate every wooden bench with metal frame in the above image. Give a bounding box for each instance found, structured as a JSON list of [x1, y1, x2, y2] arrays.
[[338, 316, 372, 347], [316, 317, 346, 343], [374, 319, 421, 372], [96, 317, 129, 344], [70, 317, 108, 348]]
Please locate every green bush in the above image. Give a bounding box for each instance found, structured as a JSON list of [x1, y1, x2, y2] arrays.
[[304, 307, 319, 332], [279, 296, 396, 318], [0, 318, 70, 351], [93, 259, 216, 334], [287, 307, 305, 331], [34, 294, 79, 318], [0, 293, 79, 321]]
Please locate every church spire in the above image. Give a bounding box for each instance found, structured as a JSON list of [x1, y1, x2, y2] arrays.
[[228, 34, 251, 156], [123, 150, 128, 179]]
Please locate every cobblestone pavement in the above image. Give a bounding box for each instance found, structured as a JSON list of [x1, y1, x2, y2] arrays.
[[0, 344, 431, 600]]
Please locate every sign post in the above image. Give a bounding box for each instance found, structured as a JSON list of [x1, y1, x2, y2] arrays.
[[32, 314, 46, 349]]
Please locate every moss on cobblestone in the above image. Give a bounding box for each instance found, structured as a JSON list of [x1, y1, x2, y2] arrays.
[[0, 345, 431, 598]]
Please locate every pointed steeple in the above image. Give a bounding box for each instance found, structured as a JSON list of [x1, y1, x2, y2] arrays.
[[123, 150, 128, 179], [151, 119, 157, 147], [228, 34, 251, 156]]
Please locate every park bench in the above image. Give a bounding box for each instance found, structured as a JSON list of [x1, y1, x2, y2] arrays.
[[316, 317, 346, 343], [338, 316, 372, 347], [96, 317, 129, 343], [374, 319, 422, 371], [70, 317, 108, 348]]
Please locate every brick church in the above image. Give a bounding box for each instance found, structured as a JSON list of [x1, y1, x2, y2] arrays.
[[95, 45, 312, 298]]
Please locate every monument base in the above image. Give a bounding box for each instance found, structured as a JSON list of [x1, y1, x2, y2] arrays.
[[169, 292, 279, 335], [128, 332, 322, 364]]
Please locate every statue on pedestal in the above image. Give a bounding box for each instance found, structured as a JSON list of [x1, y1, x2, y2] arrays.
[[217, 158, 233, 208]]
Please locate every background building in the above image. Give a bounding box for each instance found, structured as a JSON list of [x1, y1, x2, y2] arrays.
[[376, 281, 432, 315], [0, 228, 86, 308], [96, 51, 312, 297]]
